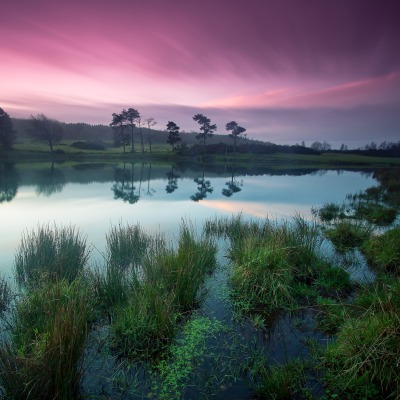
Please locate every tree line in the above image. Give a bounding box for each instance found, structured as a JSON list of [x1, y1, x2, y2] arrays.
[[1, 105, 400, 157]]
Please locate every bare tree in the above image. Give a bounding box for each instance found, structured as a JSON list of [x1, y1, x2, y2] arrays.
[[29, 114, 63, 153]]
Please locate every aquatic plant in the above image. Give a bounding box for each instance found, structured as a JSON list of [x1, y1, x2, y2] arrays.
[[324, 219, 372, 252], [0, 280, 92, 399], [362, 226, 400, 274], [14, 224, 90, 287], [152, 315, 222, 399], [112, 283, 177, 359], [322, 280, 400, 399], [106, 223, 150, 268], [0, 274, 11, 312]]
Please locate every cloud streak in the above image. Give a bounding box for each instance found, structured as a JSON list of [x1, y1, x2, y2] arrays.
[[1, 0, 400, 145]]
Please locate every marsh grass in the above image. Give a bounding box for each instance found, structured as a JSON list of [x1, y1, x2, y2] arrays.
[[112, 283, 177, 359], [322, 280, 400, 399], [362, 225, 400, 274], [111, 222, 217, 358], [0, 279, 92, 399], [311, 202, 346, 222], [106, 223, 150, 268], [354, 202, 397, 225], [208, 215, 327, 315], [324, 219, 372, 252], [0, 274, 11, 312], [251, 358, 309, 399], [14, 224, 90, 287]]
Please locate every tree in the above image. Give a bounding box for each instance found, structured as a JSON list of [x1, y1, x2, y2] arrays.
[[0, 108, 17, 150], [144, 117, 157, 153], [166, 121, 181, 150], [110, 112, 129, 153], [29, 114, 63, 153], [310, 141, 331, 152], [192, 114, 217, 153], [225, 121, 246, 153], [121, 108, 140, 152]]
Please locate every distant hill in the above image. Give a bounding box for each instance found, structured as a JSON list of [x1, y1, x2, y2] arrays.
[[11, 118, 264, 146]]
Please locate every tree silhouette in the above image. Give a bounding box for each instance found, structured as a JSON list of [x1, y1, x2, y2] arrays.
[[110, 112, 129, 152], [165, 167, 179, 193], [192, 114, 217, 153], [122, 108, 140, 152], [144, 117, 157, 153], [225, 121, 246, 153], [222, 170, 242, 197], [166, 121, 181, 151], [0, 162, 19, 203], [0, 108, 17, 150], [29, 114, 63, 153], [112, 163, 141, 204], [190, 170, 213, 201], [35, 162, 66, 196]]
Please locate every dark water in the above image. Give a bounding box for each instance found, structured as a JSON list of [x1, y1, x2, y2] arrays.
[[0, 161, 378, 399]]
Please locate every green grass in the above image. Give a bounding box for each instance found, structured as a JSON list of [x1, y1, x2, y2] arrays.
[[110, 222, 217, 358], [0, 279, 92, 400], [362, 226, 400, 274], [0, 275, 11, 312], [14, 224, 90, 287], [324, 219, 372, 252], [321, 280, 400, 399], [251, 359, 309, 399], [152, 315, 222, 399], [354, 202, 397, 225]]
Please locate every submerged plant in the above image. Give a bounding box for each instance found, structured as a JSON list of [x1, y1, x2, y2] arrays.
[[14, 224, 90, 287], [152, 315, 222, 399]]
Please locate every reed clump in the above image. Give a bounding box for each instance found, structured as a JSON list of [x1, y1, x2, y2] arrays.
[[362, 225, 400, 275], [14, 224, 90, 287], [0, 274, 11, 312], [0, 279, 92, 399], [111, 222, 217, 358], [208, 215, 328, 315], [325, 219, 372, 252], [322, 280, 400, 399]]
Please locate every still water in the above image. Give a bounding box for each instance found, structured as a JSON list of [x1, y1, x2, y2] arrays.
[[0, 161, 376, 276]]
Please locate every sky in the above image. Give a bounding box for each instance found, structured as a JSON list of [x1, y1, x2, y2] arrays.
[[1, 0, 400, 147]]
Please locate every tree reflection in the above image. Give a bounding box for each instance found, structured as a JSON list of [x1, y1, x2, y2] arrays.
[[222, 169, 242, 197], [111, 163, 141, 204], [36, 162, 66, 196], [0, 163, 19, 203], [165, 167, 179, 194], [190, 170, 213, 202]]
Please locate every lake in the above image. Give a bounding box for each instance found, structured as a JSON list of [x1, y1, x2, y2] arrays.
[[0, 161, 376, 277]]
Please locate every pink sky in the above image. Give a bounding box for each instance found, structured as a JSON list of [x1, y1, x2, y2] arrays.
[[1, 0, 399, 146]]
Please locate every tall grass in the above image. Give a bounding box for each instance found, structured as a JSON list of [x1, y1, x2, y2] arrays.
[[106, 223, 150, 268], [362, 225, 400, 275], [0, 280, 92, 399], [324, 219, 372, 252], [111, 222, 217, 357], [322, 280, 400, 399], [0, 274, 11, 312], [207, 215, 327, 315], [14, 224, 90, 287]]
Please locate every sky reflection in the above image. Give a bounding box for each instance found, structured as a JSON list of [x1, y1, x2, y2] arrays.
[[0, 169, 375, 276]]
